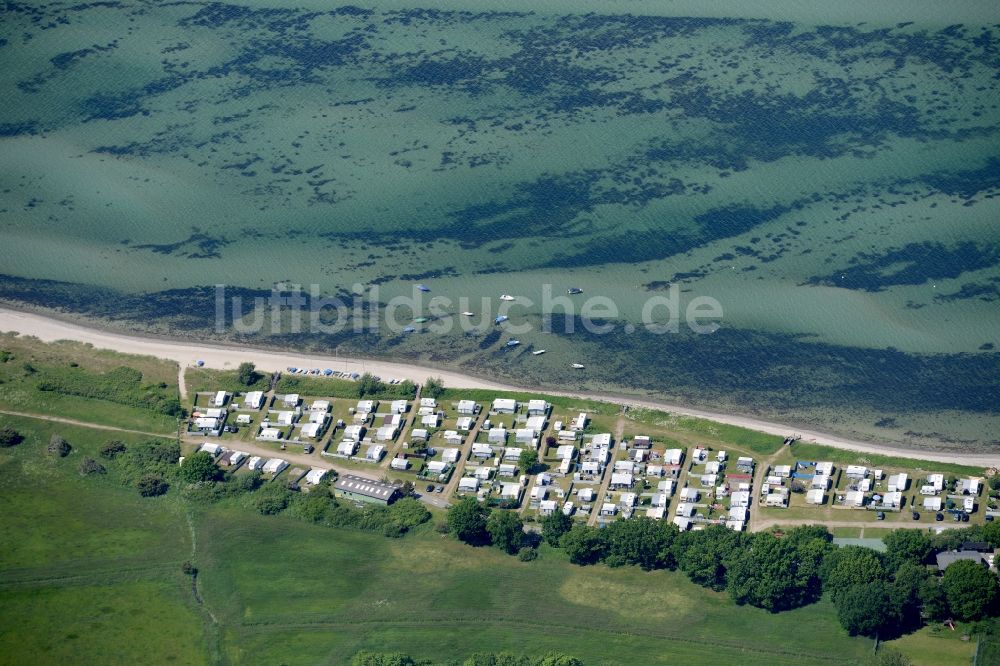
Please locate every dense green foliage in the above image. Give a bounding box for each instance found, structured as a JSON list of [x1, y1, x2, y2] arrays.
[[276, 373, 416, 400], [540, 511, 572, 546], [518, 448, 539, 475], [0, 425, 24, 447], [136, 474, 168, 497], [487, 510, 525, 555], [37, 365, 183, 416], [447, 497, 492, 546], [882, 530, 933, 569], [835, 582, 896, 637], [178, 451, 222, 484], [422, 376, 445, 399], [47, 434, 71, 457], [351, 651, 583, 666], [236, 362, 261, 387], [943, 560, 999, 621], [727, 530, 827, 612]]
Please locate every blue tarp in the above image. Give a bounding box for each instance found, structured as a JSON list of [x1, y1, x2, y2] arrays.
[[792, 472, 814, 479]]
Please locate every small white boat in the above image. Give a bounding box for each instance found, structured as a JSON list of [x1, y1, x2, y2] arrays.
[[460, 311, 474, 316], [571, 363, 585, 369], [499, 294, 515, 301], [506, 339, 520, 347], [532, 349, 546, 355]]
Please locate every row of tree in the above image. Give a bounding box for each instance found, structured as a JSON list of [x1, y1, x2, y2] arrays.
[[352, 651, 582, 666], [447, 500, 1000, 637]]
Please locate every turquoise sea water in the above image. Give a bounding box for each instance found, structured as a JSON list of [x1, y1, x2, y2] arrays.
[[1, 0, 998, 448]]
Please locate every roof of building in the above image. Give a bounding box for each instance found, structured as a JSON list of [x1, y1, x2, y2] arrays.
[[334, 474, 397, 501], [936, 550, 986, 571]]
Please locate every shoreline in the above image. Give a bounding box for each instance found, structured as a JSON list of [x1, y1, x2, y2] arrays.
[[1, 305, 997, 467]]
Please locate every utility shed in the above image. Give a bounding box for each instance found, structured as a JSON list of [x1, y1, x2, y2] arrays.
[[334, 474, 399, 505]]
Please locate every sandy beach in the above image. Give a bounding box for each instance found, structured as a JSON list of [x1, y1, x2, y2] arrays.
[[2, 306, 997, 467]]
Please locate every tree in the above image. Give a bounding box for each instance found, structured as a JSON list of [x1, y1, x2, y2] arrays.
[[601, 518, 677, 570], [835, 581, 897, 637], [236, 361, 259, 386], [728, 531, 827, 611], [518, 449, 538, 475], [78, 458, 106, 475], [560, 524, 607, 565], [47, 434, 71, 457], [982, 520, 1000, 548], [541, 510, 573, 546], [397, 379, 416, 398], [356, 373, 383, 398], [179, 451, 222, 483], [918, 577, 950, 622], [253, 483, 291, 515], [351, 652, 416, 666], [891, 561, 932, 631], [517, 547, 537, 562], [422, 376, 444, 399], [942, 560, 999, 621], [100, 439, 127, 459], [675, 525, 746, 590], [883, 530, 932, 569], [463, 654, 530, 666], [446, 497, 491, 546], [487, 510, 524, 554], [136, 474, 168, 497], [821, 546, 886, 602], [0, 426, 24, 448], [537, 655, 583, 666]]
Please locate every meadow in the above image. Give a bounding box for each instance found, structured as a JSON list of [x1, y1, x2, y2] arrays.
[[0, 336, 990, 665]]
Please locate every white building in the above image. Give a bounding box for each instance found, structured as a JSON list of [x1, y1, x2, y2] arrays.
[[888, 473, 909, 493], [410, 428, 429, 441], [458, 477, 479, 493], [391, 399, 409, 414], [591, 433, 612, 447], [421, 413, 441, 428], [675, 502, 695, 517], [844, 490, 865, 508], [487, 427, 507, 444], [212, 391, 228, 407], [527, 399, 549, 415], [283, 393, 300, 407], [376, 425, 398, 442], [572, 413, 587, 431], [679, 487, 699, 502], [846, 465, 868, 478], [539, 499, 557, 516], [923, 496, 942, 511], [610, 472, 633, 489], [444, 430, 463, 445], [258, 427, 282, 441], [556, 445, 576, 460], [471, 443, 493, 458], [457, 400, 477, 414], [457, 416, 474, 431], [390, 457, 410, 471], [300, 422, 322, 439], [262, 458, 288, 475], [310, 400, 331, 413], [243, 391, 264, 409], [365, 445, 385, 462], [806, 488, 825, 504], [343, 424, 365, 441], [356, 399, 375, 414], [246, 456, 264, 471], [442, 448, 461, 463], [276, 411, 296, 426], [773, 465, 792, 478], [304, 468, 328, 485], [664, 449, 684, 466], [492, 398, 517, 413], [337, 440, 358, 456]]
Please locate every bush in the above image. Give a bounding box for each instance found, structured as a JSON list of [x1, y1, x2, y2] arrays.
[[99, 439, 127, 459], [252, 483, 292, 515], [236, 362, 261, 386], [136, 474, 169, 497], [78, 458, 106, 476], [423, 376, 445, 399], [47, 434, 71, 457], [517, 547, 538, 562], [181, 561, 198, 576], [179, 451, 222, 484], [36, 365, 182, 416], [447, 497, 492, 546], [0, 426, 24, 448]]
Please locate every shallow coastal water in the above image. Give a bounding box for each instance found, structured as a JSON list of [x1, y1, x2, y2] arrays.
[[1, 0, 998, 448]]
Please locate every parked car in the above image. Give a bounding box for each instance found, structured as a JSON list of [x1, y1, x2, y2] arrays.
[[876, 511, 885, 521], [303, 445, 314, 454], [962, 514, 970, 522], [435, 486, 444, 493], [426, 485, 435, 493], [912, 511, 920, 520], [986, 515, 994, 522], [936, 513, 944, 521]]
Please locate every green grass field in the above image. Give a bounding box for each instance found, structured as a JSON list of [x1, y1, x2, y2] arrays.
[[0, 339, 987, 666], [0, 333, 180, 432]]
